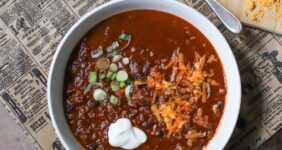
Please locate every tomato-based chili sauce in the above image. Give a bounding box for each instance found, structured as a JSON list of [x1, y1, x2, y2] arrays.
[[64, 10, 226, 150]]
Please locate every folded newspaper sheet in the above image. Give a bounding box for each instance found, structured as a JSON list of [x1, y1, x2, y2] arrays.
[[0, 0, 281, 149]]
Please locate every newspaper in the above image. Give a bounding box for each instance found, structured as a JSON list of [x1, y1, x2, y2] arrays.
[[0, 0, 281, 149]]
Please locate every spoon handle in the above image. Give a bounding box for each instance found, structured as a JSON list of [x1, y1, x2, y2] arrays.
[[205, 0, 242, 34]]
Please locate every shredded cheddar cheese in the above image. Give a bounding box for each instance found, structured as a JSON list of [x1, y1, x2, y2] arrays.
[[133, 50, 223, 146], [151, 98, 193, 138], [143, 51, 219, 140], [245, 0, 282, 22]]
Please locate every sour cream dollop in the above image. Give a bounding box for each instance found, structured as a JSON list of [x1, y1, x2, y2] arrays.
[[108, 118, 147, 149]]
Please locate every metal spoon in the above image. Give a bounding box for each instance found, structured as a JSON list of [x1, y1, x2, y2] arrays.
[[205, 0, 242, 34]]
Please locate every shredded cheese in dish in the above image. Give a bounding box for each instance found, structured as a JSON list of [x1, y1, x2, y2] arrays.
[[134, 49, 222, 143], [245, 0, 282, 22]]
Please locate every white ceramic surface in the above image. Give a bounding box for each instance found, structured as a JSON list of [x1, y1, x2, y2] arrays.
[[48, 0, 241, 149]]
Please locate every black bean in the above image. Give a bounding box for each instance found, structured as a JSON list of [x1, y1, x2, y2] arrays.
[[142, 118, 155, 128], [155, 131, 164, 138], [143, 61, 151, 73], [142, 122, 148, 128], [148, 118, 154, 125], [86, 144, 97, 150], [87, 100, 100, 108], [66, 105, 75, 113], [216, 101, 223, 110]]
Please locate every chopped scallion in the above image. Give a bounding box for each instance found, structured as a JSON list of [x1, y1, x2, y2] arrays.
[[111, 80, 120, 92], [109, 63, 118, 72], [119, 35, 131, 51], [96, 58, 110, 70], [125, 78, 132, 84], [83, 83, 93, 95], [119, 81, 126, 88], [88, 72, 97, 83], [110, 95, 119, 105], [111, 41, 119, 49], [116, 70, 128, 81], [112, 55, 122, 62], [111, 73, 117, 80], [99, 73, 106, 81], [106, 41, 119, 53], [122, 57, 129, 65], [119, 33, 130, 41], [125, 85, 133, 101], [93, 89, 107, 101], [91, 47, 103, 58], [111, 50, 120, 56], [106, 47, 113, 53], [106, 71, 114, 79]]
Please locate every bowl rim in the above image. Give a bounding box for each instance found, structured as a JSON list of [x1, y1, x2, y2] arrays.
[[48, 0, 241, 149]]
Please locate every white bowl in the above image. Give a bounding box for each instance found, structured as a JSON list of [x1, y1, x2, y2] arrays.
[[48, 0, 241, 149]]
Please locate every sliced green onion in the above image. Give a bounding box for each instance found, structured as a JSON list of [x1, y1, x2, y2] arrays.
[[119, 35, 131, 51], [88, 72, 97, 83], [106, 47, 113, 53], [91, 47, 103, 58], [125, 78, 132, 84], [122, 57, 129, 65], [83, 83, 93, 95], [112, 55, 122, 62], [106, 41, 119, 53], [111, 41, 119, 49], [119, 33, 130, 41], [93, 89, 107, 101], [116, 70, 128, 81], [106, 71, 114, 79], [125, 85, 133, 101], [109, 63, 118, 72], [111, 80, 120, 92], [99, 73, 106, 81], [110, 95, 119, 105], [96, 58, 110, 70], [119, 81, 126, 88], [83, 83, 102, 95], [111, 73, 117, 80], [111, 50, 120, 56]]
